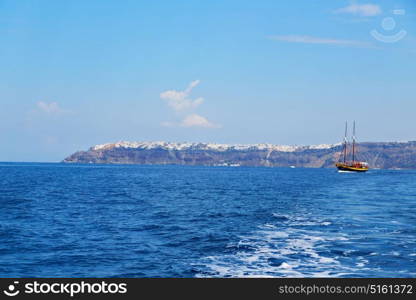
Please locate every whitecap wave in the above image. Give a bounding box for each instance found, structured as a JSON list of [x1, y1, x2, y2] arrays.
[[195, 213, 378, 278]]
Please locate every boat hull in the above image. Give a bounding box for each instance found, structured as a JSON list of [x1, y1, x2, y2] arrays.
[[336, 163, 368, 173]]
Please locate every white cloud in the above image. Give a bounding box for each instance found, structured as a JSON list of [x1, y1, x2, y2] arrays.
[[334, 4, 382, 17], [161, 121, 175, 127], [180, 114, 220, 128], [36, 101, 68, 114], [160, 80, 220, 129], [160, 80, 204, 111], [162, 115, 220, 128], [268, 35, 372, 47]]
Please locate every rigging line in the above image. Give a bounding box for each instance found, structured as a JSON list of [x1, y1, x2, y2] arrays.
[[352, 121, 356, 162], [343, 121, 348, 163]]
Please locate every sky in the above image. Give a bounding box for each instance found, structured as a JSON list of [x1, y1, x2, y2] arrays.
[[0, 0, 415, 162]]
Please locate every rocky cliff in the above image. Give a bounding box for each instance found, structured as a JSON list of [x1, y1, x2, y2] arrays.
[[63, 141, 416, 169]]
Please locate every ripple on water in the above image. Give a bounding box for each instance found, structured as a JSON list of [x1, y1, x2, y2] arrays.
[[1, 164, 415, 277], [196, 210, 415, 278]]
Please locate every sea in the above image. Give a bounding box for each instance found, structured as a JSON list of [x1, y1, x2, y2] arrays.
[[0, 163, 415, 278]]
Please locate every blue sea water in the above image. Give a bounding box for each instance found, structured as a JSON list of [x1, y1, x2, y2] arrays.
[[0, 163, 415, 278]]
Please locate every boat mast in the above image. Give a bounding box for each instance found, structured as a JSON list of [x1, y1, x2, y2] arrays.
[[352, 121, 356, 163], [343, 121, 348, 163]]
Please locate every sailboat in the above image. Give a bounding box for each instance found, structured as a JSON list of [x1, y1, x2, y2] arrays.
[[335, 121, 369, 172]]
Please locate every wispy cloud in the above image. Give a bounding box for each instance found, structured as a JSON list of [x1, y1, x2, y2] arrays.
[[160, 81, 220, 129], [268, 35, 373, 48], [334, 3, 382, 17], [160, 80, 204, 111], [36, 101, 69, 114], [180, 114, 220, 128]]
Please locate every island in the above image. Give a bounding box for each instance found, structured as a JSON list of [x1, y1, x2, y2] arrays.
[[62, 141, 416, 169]]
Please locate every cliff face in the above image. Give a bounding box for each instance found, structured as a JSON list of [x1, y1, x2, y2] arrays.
[[63, 141, 416, 169]]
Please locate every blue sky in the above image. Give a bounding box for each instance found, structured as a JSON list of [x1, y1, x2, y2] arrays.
[[0, 0, 415, 162]]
